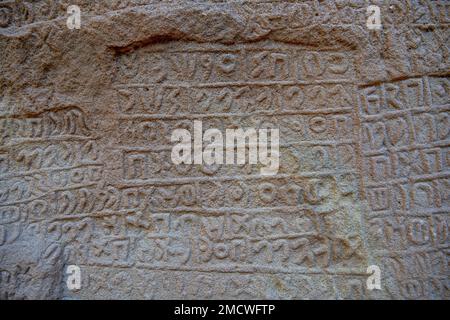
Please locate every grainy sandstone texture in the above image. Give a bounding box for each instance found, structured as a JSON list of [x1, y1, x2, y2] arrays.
[[0, 0, 448, 299]]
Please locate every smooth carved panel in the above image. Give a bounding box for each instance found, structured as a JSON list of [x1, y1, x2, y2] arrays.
[[0, 1, 448, 299]]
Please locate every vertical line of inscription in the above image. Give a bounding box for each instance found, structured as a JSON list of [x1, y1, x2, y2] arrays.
[[358, 75, 449, 298]]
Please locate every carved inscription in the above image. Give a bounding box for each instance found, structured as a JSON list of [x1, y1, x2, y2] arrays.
[[0, 1, 448, 300]]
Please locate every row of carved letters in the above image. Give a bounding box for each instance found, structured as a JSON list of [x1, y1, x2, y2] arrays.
[[0, 176, 355, 212], [116, 51, 354, 82], [115, 83, 355, 114]]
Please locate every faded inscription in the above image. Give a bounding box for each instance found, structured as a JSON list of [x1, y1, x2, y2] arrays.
[[0, 1, 448, 299]]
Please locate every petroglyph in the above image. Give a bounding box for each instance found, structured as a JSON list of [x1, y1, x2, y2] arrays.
[[0, 1, 448, 299]]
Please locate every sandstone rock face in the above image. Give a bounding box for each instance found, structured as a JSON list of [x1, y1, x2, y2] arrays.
[[0, 1, 448, 300]]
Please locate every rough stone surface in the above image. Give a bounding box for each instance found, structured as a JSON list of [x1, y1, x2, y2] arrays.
[[0, 0, 448, 299]]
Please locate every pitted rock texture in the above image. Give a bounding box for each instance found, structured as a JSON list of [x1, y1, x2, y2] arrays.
[[0, 1, 448, 299]]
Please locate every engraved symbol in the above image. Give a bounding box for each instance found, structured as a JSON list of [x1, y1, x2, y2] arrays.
[[66, 265, 81, 290], [366, 265, 381, 290], [366, 5, 382, 30], [0, 7, 12, 28], [66, 5, 81, 30]]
